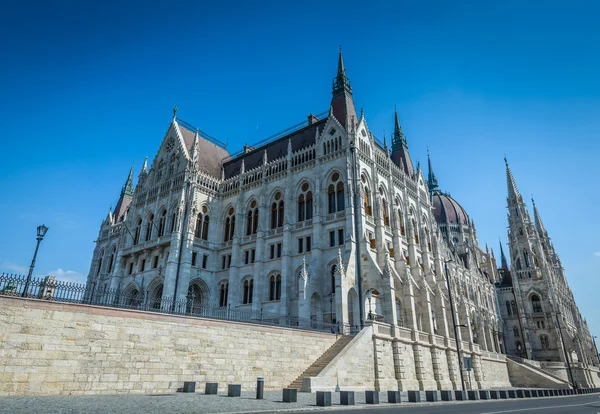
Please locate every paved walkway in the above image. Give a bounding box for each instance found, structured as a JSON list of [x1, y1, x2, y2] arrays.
[[0, 390, 595, 414]]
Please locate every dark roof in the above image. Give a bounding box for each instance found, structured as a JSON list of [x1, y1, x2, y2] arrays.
[[432, 192, 470, 225], [178, 122, 230, 178], [497, 268, 513, 287], [222, 118, 328, 179], [391, 146, 415, 176]]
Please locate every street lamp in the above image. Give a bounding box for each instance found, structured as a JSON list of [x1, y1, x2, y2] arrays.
[[366, 289, 373, 320], [555, 312, 576, 389], [22, 224, 49, 298], [444, 259, 467, 392]]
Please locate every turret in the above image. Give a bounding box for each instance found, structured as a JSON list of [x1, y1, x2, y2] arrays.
[[330, 47, 357, 132], [390, 107, 414, 176], [113, 163, 135, 223]]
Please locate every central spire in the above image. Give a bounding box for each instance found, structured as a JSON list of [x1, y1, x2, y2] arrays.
[[390, 106, 414, 176], [392, 106, 407, 150]]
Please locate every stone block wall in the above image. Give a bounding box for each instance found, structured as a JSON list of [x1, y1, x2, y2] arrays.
[[0, 296, 337, 395]]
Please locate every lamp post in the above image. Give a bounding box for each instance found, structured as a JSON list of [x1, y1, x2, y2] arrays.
[[444, 259, 466, 392], [22, 224, 49, 298], [366, 289, 373, 320], [556, 312, 576, 389], [592, 336, 600, 368]]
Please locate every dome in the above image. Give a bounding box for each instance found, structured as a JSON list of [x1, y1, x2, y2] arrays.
[[432, 192, 470, 225]]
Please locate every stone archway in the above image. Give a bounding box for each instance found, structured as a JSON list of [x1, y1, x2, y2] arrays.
[[187, 278, 210, 316]]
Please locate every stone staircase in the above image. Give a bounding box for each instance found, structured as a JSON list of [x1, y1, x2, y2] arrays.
[[287, 335, 354, 390], [506, 357, 571, 389]]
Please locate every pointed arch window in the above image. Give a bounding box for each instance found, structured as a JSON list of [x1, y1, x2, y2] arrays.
[[170, 211, 178, 233], [108, 245, 116, 274], [195, 213, 203, 238], [134, 217, 142, 244], [158, 209, 166, 237], [96, 249, 105, 276], [398, 209, 406, 236], [269, 274, 281, 301], [511, 300, 518, 315], [243, 278, 253, 304], [513, 326, 519, 337], [219, 282, 229, 307], [381, 197, 389, 227], [364, 188, 372, 216], [246, 200, 259, 235], [506, 300, 512, 315], [271, 192, 284, 229], [327, 173, 345, 214], [145, 213, 154, 241], [195, 207, 210, 240], [298, 183, 313, 222], [224, 208, 235, 242], [531, 294, 542, 313], [331, 265, 337, 294]]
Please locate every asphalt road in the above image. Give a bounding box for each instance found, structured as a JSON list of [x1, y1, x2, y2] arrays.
[[286, 394, 600, 414], [0, 391, 598, 414]]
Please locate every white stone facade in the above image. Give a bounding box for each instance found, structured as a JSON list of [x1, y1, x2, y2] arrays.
[[87, 51, 505, 365]]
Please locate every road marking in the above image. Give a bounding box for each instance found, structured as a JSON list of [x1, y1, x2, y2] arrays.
[[480, 402, 592, 414]]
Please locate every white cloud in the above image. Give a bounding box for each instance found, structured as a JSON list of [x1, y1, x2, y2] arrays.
[[44, 268, 86, 284], [594, 251, 600, 257], [0, 259, 27, 275]]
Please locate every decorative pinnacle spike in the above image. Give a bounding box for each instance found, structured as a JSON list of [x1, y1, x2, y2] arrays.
[[173, 105, 178, 117]]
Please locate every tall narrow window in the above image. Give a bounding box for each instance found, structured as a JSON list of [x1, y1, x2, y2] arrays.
[[170, 212, 177, 233], [108, 246, 116, 273], [364, 187, 372, 216], [158, 209, 166, 237], [201, 215, 209, 240], [511, 301, 518, 315], [336, 181, 344, 211], [331, 265, 336, 293], [269, 276, 276, 301], [276, 275, 281, 300], [298, 194, 305, 222], [243, 279, 253, 304], [398, 209, 405, 236], [328, 184, 336, 214], [531, 294, 542, 313], [224, 207, 235, 241], [506, 300, 512, 315], [246, 201, 258, 235], [195, 213, 203, 238], [134, 218, 142, 244], [146, 213, 154, 241], [219, 282, 228, 307], [381, 197, 389, 227], [271, 192, 284, 229], [96, 250, 104, 276], [306, 191, 313, 220], [327, 172, 344, 214]]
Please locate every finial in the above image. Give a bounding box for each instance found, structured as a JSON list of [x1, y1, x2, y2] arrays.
[[173, 105, 178, 118], [360, 107, 364, 119], [531, 195, 535, 206], [504, 154, 508, 166], [141, 156, 148, 173]]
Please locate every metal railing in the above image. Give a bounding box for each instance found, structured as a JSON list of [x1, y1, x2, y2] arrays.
[[0, 273, 355, 335]]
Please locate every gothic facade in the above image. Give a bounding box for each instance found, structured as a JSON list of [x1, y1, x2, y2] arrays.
[[88, 51, 507, 379], [496, 161, 598, 387]]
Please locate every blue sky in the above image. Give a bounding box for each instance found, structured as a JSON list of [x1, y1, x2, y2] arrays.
[[1, 1, 598, 336]]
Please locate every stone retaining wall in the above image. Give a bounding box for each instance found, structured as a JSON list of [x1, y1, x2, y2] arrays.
[[0, 296, 338, 395]]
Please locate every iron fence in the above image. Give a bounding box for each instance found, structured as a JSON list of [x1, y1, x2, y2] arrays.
[[0, 273, 360, 335]]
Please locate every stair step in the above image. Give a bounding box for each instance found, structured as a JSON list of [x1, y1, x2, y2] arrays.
[[287, 335, 355, 389]]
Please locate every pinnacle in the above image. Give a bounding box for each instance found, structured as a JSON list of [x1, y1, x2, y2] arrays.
[[504, 157, 522, 203]]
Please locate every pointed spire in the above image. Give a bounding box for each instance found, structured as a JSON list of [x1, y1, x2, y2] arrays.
[[172, 105, 178, 121], [427, 149, 439, 193], [240, 158, 245, 174], [191, 128, 199, 163], [263, 149, 268, 165], [360, 107, 364, 120], [141, 157, 148, 174], [532, 197, 548, 237], [392, 105, 407, 150], [383, 131, 388, 153], [121, 162, 134, 197], [505, 156, 522, 204], [332, 46, 352, 96], [499, 239, 509, 271]]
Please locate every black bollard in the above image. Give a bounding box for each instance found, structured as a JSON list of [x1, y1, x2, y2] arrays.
[[256, 377, 264, 400]]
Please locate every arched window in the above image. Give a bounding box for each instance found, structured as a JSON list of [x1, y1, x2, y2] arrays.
[[195, 213, 203, 238], [506, 300, 512, 315], [219, 282, 229, 307], [134, 217, 142, 244], [170, 211, 177, 233], [224, 208, 235, 242], [531, 294, 542, 313], [298, 183, 313, 222], [511, 300, 518, 315], [382, 198, 389, 227], [326, 172, 345, 214], [540, 335, 549, 349], [201, 213, 209, 240], [271, 192, 284, 229], [243, 279, 253, 304], [523, 249, 531, 268], [158, 209, 166, 237], [246, 200, 258, 236], [108, 245, 116, 274], [513, 326, 519, 337], [145, 213, 154, 241], [96, 249, 104, 276], [398, 209, 405, 236], [269, 274, 282, 301]]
